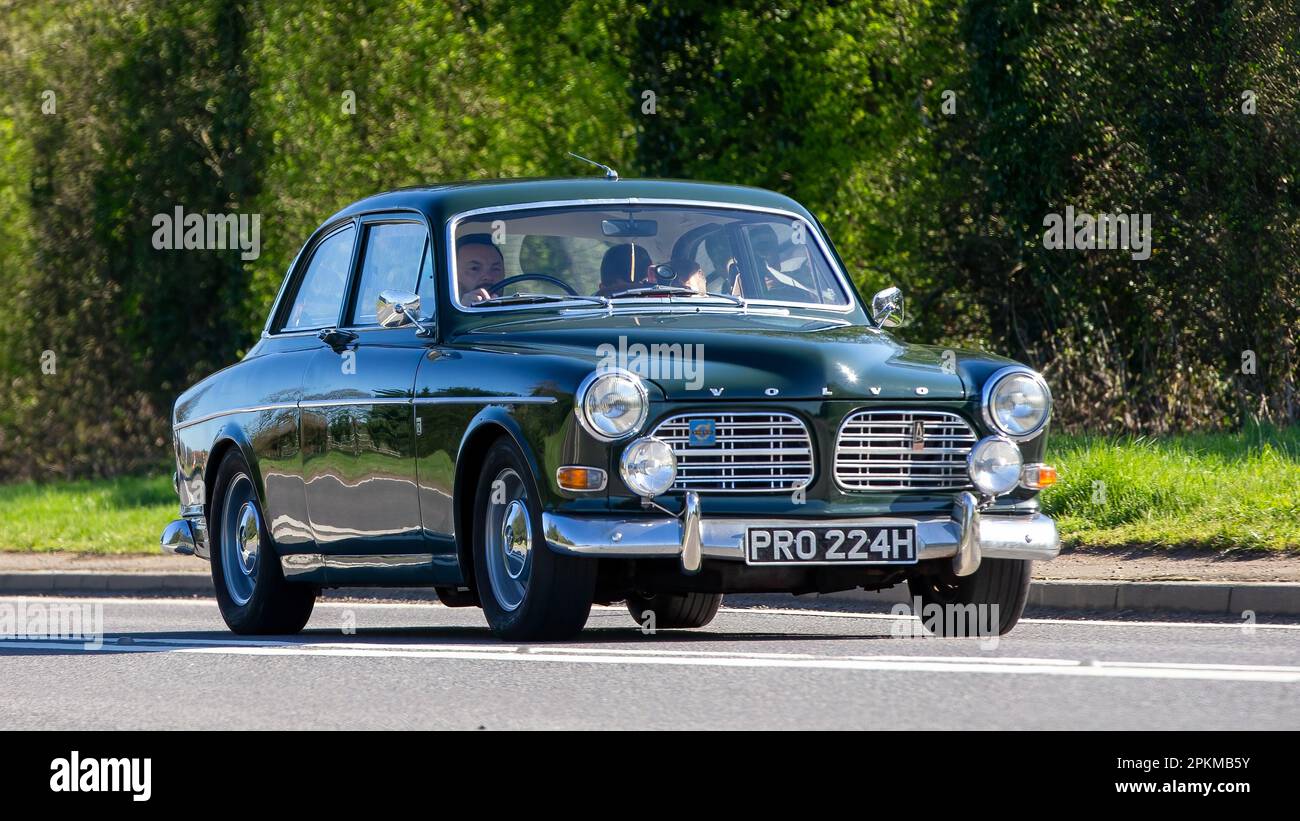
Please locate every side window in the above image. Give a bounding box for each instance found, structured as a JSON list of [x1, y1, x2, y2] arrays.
[[350, 222, 428, 326], [282, 225, 355, 331]]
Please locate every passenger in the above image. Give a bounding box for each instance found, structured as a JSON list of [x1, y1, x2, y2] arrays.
[[457, 234, 506, 304], [595, 243, 654, 297], [749, 225, 815, 298]]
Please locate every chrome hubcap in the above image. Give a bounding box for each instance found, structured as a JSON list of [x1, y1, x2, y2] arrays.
[[236, 503, 260, 574], [220, 474, 260, 606], [484, 468, 532, 612]]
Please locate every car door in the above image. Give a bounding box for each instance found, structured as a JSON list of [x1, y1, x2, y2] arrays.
[[300, 215, 431, 564], [256, 220, 360, 556]]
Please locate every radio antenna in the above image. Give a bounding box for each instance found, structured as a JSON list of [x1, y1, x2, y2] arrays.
[[567, 152, 619, 181]]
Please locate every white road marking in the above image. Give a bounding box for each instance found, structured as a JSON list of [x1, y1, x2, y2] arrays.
[[3, 636, 1298, 683], [718, 606, 1300, 631], [5, 595, 1298, 631]]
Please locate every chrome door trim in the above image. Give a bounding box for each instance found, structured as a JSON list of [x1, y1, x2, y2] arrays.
[[176, 395, 558, 430], [173, 402, 300, 431], [413, 396, 557, 405], [299, 397, 412, 409]]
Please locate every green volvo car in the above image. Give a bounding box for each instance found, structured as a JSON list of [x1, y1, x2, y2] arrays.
[[162, 176, 1059, 639]]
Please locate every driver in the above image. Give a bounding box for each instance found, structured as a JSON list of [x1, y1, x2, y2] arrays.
[[457, 233, 506, 304]]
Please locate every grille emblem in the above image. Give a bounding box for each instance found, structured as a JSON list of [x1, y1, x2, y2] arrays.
[[688, 419, 717, 447], [910, 420, 926, 451]]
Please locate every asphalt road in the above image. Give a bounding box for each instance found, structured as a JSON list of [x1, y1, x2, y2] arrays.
[[1, 595, 1297, 730]]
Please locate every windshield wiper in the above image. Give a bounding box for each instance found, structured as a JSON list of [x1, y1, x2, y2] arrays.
[[473, 292, 609, 308], [608, 286, 746, 307]]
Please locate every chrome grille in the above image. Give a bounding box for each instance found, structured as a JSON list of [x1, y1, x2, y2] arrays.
[[835, 410, 977, 491], [651, 412, 813, 493]]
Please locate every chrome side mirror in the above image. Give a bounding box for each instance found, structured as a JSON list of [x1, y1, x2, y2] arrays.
[[870, 286, 904, 328], [376, 290, 434, 336]]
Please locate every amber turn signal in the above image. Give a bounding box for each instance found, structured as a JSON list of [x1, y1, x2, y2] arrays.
[[1020, 463, 1058, 490], [556, 466, 608, 492]]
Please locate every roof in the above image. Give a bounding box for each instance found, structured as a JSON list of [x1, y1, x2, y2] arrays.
[[323, 177, 816, 226]]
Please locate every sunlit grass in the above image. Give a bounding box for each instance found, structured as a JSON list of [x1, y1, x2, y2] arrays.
[[1042, 425, 1300, 552], [0, 475, 175, 554]]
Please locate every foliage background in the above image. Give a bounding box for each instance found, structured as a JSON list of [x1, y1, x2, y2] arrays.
[[1, 0, 1296, 481]]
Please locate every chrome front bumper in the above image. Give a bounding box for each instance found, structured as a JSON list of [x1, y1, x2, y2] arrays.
[[543, 491, 1059, 577]]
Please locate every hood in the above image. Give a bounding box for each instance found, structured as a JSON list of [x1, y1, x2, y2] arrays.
[[460, 311, 986, 400]]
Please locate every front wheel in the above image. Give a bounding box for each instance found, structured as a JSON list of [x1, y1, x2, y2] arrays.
[[907, 558, 1032, 636], [471, 437, 596, 640], [626, 592, 723, 630], [210, 451, 316, 634]]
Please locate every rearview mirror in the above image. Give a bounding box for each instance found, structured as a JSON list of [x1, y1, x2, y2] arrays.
[[870, 286, 904, 328], [602, 218, 658, 238], [376, 290, 434, 336]]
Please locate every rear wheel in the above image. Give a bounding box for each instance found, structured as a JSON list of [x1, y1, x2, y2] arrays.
[[907, 558, 1031, 636], [471, 437, 596, 640], [626, 591, 723, 630], [210, 451, 316, 634]]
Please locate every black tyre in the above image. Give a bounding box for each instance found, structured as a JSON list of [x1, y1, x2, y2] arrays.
[[209, 451, 316, 635], [472, 437, 596, 640], [626, 591, 723, 630], [907, 558, 1032, 636]]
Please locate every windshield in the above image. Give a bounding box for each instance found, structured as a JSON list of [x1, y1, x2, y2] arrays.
[[451, 204, 852, 309]]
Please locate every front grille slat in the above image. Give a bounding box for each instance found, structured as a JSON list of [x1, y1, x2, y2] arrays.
[[651, 412, 813, 493], [834, 410, 977, 491]]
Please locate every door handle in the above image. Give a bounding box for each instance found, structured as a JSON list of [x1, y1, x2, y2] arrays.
[[317, 328, 358, 351]]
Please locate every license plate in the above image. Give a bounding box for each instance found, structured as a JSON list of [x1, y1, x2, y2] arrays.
[[745, 526, 918, 565]]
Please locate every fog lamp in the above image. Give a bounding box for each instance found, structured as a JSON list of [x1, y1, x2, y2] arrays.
[[967, 436, 1023, 497], [620, 437, 677, 498]]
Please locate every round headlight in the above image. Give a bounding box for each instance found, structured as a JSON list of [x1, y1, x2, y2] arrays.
[[620, 436, 677, 498], [577, 369, 648, 441], [967, 436, 1023, 497], [983, 368, 1051, 440]]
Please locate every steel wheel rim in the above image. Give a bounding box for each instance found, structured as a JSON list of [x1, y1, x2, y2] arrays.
[[220, 474, 260, 606], [484, 468, 532, 612]]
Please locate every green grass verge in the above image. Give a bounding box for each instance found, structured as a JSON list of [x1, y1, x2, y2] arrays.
[[1, 426, 1297, 554], [0, 475, 176, 554], [1042, 425, 1300, 552]]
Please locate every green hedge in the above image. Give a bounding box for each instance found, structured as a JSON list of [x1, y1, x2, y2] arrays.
[[1, 0, 1296, 480]]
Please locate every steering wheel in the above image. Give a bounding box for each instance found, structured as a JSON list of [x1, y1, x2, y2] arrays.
[[487, 273, 577, 296]]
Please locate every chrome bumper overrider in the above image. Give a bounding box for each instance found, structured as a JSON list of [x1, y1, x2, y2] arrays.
[[160, 517, 208, 559], [543, 491, 1059, 576]]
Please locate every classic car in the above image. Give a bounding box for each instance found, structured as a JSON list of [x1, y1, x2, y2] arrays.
[[161, 175, 1060, 640]]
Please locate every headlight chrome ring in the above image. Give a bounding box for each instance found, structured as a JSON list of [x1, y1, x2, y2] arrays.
[[981, 366, 1052, 441], [575, 367, 649, 442]]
